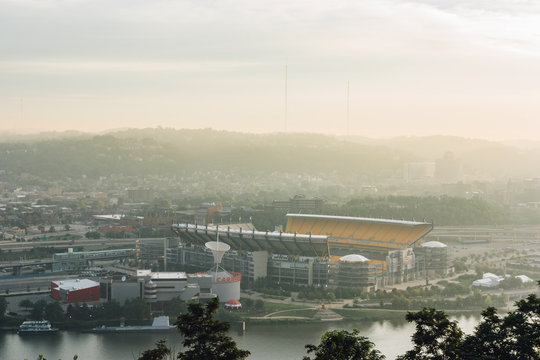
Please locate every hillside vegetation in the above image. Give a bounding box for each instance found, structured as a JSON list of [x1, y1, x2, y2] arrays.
[[1, 128, 539, 180]]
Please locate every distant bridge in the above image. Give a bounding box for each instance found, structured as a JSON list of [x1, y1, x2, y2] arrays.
[[0, 248, 135, 274], [52, 248, 136, 272]]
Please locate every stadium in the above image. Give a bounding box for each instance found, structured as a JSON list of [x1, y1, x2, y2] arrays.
[[170, 213, 446, 290]]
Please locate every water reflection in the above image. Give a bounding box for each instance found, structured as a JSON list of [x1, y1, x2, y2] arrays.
[[0, 315, 480, 360]]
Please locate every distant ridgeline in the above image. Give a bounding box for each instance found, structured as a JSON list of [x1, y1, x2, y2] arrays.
[[0, 129, 539, 180]]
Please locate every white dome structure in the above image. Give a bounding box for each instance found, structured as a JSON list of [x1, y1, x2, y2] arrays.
[[516, 275, 534, 283], [339, 254, 369, 263], [420, 241, 447, 248], [337, 254, 375, 290]]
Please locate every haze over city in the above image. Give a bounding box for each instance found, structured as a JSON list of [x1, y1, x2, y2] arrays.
[[1, 1, 540, 360], [2, 0, 540, 140]]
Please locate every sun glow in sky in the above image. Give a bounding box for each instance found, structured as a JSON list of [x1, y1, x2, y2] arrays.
[[1, 0, 540, 139]]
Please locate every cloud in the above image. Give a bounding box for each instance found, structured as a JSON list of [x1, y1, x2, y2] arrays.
[[1, 0, 540, 138], [0, 60, 268, 73]]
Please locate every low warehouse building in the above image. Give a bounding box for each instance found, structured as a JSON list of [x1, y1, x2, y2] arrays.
[[51, 279, 100, 303]]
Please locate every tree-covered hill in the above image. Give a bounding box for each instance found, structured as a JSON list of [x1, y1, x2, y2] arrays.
[[0, 130, 409, 180], [1, 128, 539, 180]]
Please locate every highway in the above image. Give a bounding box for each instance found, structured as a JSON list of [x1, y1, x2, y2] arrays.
[[0, 236, 171, 253]]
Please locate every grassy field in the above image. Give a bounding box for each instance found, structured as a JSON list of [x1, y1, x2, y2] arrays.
[[262, 302, 312, 313]]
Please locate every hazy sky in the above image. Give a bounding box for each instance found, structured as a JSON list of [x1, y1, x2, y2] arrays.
[[1, 0, 540, 139]]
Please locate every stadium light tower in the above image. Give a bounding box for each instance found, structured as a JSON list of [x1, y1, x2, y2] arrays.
[[205, 228, 230, 279]]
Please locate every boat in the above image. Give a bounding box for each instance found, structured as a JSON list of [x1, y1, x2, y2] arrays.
[[88, 316, 176, 333], [18, 320, 59, 335]]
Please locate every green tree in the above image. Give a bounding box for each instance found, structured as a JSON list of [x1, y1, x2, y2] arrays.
[[96, 300, 121, 320], [505, 291, 540, 359], [19, 299, 34, 312], [30, 299, 48, 320], [138, 340, 171, 360], [85, 231, 101, 239], [397, 308, 463, 360], [459, 289, 540, 360], [395, 283, 539, 360], [175, 297, 250, 360], [459, 307, 506, 360], [45, 302, 65, 322], [0, 296, 7, 321], [123, 298, 150, 321], [303, 329, 385, 360], [163, 297, 187, 317]]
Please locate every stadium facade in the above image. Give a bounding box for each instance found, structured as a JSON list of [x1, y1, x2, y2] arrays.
[[170, 213, 448, 290]]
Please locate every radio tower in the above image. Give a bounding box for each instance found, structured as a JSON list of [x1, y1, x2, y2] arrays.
[[284, 64, 288, 133], [346, 81, 350, 136]]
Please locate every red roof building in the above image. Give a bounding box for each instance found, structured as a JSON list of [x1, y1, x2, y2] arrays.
[[51, 279, 100, 303]]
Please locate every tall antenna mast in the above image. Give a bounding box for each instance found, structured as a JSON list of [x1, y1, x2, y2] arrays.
[[215, 225, 219, 279], [346, 81, 350, 136], [285, 64, 288, 133], [20, 97, 23, 124]]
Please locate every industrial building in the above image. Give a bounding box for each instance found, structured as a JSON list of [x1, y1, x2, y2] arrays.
[[99, 271, 198, 304], [271, 194, 325, 213], [99, 260, 240, 305], [51, 279, 100, 303]]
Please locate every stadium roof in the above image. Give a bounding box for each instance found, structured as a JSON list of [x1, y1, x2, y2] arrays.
[[172, 223, 330, 257], [173, 213, 433, 257], [286, 213, 429, 226]]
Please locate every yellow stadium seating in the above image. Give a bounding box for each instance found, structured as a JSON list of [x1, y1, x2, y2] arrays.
[[309, 219, 329, 235], [286, 215, 433, 252], [297, 219, 314, 234], [329, 221, 349, 237]]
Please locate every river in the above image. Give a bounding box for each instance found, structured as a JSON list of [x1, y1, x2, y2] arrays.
[[0, 316, 480, 360]]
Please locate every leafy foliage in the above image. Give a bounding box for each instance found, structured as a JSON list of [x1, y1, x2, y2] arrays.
[[338, 196, 507, 226], [0, 296, 7, 321], [175, 298, 250, 360], [397, 308, 464, 360], [459, 292, 540, 360], [163, 297, 187, 318], [84, 231, 101, 239], [137, 340, 171, 360], [123, 298, 150, 321], [399, 283, 540, 359], [304, 329, 385, 360]]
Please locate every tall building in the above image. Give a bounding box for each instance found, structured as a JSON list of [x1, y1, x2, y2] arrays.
[[271, 194, 325, 213], [127, 189, 154, 202]]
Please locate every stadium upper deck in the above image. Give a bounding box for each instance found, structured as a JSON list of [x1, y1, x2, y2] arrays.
[[172, 214, 433, 258], [285, 214, 433, 253], [172, 223, 330, 257]]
